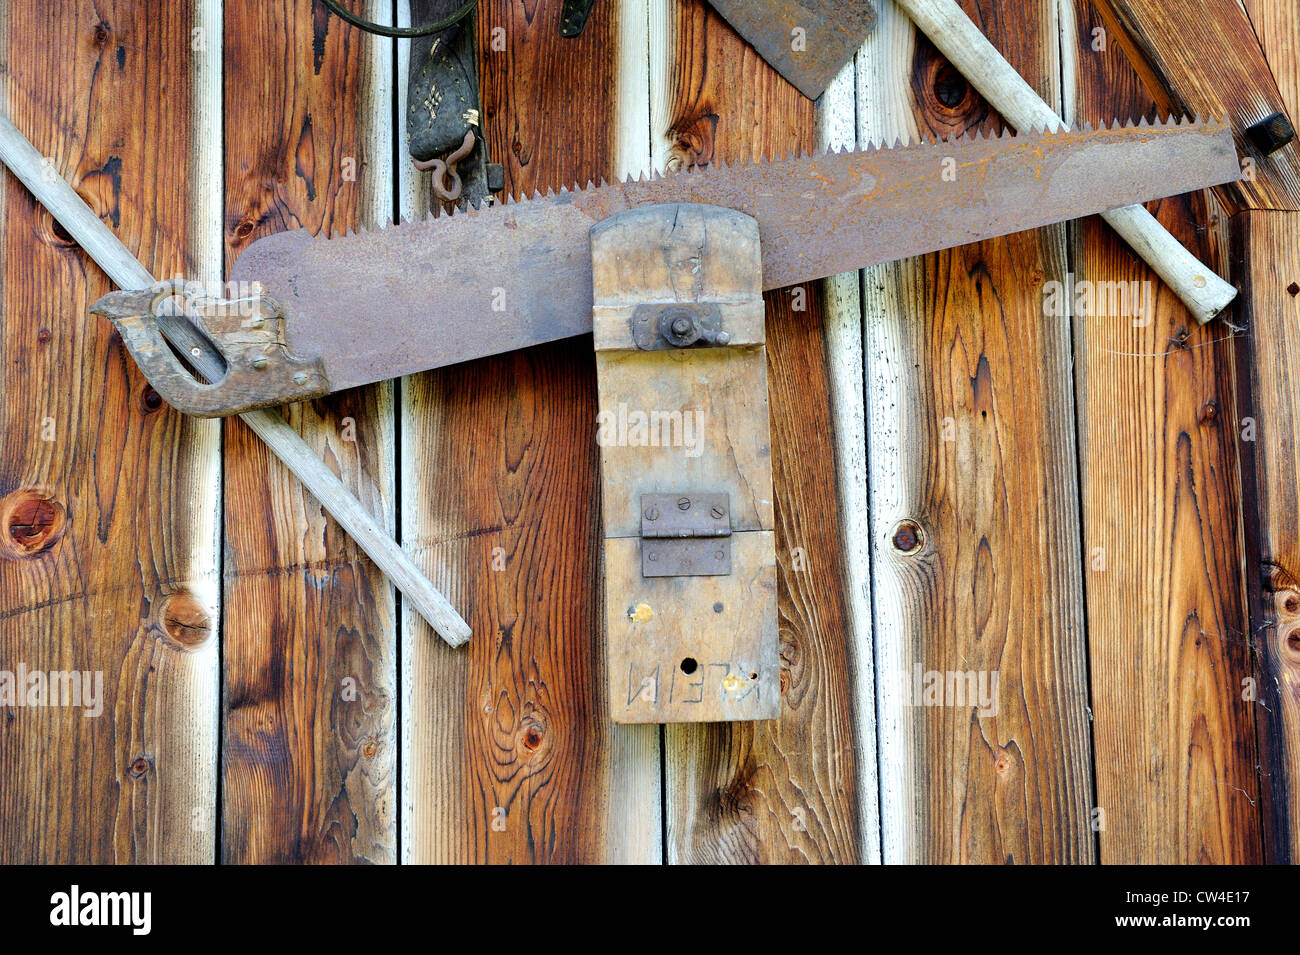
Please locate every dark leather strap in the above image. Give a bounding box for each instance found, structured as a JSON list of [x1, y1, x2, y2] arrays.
[[559, 0, 597, 37]]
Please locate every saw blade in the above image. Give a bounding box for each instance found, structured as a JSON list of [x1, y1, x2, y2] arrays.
[[229, 117, 1239, 393]]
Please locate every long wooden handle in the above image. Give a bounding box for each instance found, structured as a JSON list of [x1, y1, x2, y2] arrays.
[[894, 0, 1238, 323], [0, 112, 471, 648]]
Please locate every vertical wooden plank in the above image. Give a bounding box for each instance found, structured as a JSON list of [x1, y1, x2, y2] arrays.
[[819, 58, 882, 866], [401, 0, 660, 864], [1243, 0, 1300, 126], [863, 0, 1095, 863], [1232, 210, 1300, 863], [658, 0, 864, 864], [221, 0, 396, 864], [0, 0, 220, 863], [1068, 0, 1261, 864]]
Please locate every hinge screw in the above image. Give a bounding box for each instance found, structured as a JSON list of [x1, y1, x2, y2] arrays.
[[251, 355, 269, 370], [677, 497, 691, 510], [292, 371, 309, 385], [644, 505, 660, 521], [710, 505, 725, 520], [647, 551, 658, 562]]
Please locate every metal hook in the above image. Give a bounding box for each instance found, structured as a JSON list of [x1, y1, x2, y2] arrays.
[[414, 128, 476, 202]]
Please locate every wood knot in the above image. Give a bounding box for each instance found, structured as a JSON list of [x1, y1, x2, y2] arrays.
[[891, 519, 924, 554], [1287, 282, 1299, 297], [36, 207, 79, 249], [156, 592, 213, 650], [92, 22, 111, 47], [1199, 398, 1219, 424], [129, 755, 152, 779], [913, 36, 986, 132], [36, 328, 51, 344], [517, 715, 547, 757], [140, 386, 164, 413], [1285, 629, 1300, 656], [669, 112, 718, 168], [0, 489, 67, 560], [360, 738, 379, 759]]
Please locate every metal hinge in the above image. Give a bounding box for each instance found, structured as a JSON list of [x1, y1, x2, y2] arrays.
[[640, 492, 731, 577]]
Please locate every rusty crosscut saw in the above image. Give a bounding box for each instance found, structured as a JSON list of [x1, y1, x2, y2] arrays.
[[93, 117, 1239, 723]]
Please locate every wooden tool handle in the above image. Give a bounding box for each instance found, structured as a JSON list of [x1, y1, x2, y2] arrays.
[[0, 112, 471, 648], [894, 0, 1238, 323]]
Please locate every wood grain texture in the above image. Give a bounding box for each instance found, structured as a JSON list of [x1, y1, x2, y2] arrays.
[[659, 0, 862, 864], [1091, 0, 1300, 212], [1069, 0, 1261, 864], [220, 0, 396, 864], [0, 0, 220, 863], [863, 0, 1094, 864], [401, 0, 660, 863], [1233, 210, 1300, 863]]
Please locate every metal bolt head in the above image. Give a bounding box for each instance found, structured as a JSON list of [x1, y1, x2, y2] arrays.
[[644, 505, 660, 521], [251, 355, 269, 370], [1247, 112, 1296, 155], [660, 308, 702, 347], [677, 497, 691, 511]]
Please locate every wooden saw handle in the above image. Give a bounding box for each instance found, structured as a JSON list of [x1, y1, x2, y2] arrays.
[[0, 111, 471, 648], [895, 0, 1239, 323]]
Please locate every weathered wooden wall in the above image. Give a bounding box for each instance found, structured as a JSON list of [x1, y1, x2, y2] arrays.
[[220, 0, 396, 864], [864, 0, 1095, 864], [1, 0, 1295, 865], [1070, 0, 1261, 865], [1238, 0, 1300, 866], [0, 0, 220, 864], [400, 0, 658, 864]]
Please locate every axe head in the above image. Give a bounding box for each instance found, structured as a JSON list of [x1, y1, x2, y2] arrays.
[[708, 0, 877, 100]]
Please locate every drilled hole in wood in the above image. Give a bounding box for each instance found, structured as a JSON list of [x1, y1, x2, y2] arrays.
[[680, 657, 698, 675]]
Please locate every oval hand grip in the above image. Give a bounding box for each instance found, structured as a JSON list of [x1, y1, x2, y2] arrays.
[[91, 281, 329, 417]]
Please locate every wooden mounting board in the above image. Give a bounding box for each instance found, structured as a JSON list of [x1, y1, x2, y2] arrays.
[[593, 203, 778, 724]]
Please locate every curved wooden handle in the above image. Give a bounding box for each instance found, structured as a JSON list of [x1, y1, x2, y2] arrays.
[[91, 283, 330, 417], [895, 0, 1238, 323]]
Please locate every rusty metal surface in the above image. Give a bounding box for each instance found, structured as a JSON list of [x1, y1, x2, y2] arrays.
[[708, 0, 876, 100], [228, 118, 1239, 397]]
